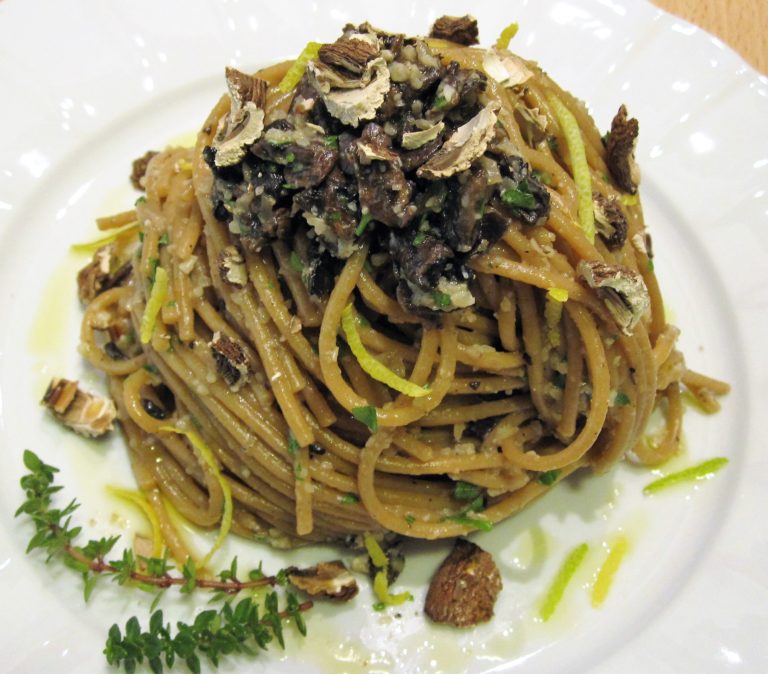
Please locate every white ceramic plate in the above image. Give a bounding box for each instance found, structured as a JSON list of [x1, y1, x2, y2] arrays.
[[1, 1, 767, 672]]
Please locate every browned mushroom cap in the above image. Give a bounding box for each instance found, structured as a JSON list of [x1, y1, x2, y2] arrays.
[[224, 67, 268, 109], [209, 331, 252, 392], [286, 560, 359, 602], [319, 38, 379, 75], [130, 150, 158, 191], [429, 15, 479, 46], [42, 378, 117, 437], [424, 538, 502, 627], [605, 104, 640, 194]]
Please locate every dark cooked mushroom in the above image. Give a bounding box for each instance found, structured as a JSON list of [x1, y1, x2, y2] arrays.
[[496, 155, 551, 227], [429, 15, 479, 46], [42, 377, 117, 438], [286, 560, 359, 601], [424, 538, 502, 627], [130, 150, 158, 191], [440, 162, 496, 253], [209, 331, 252, 392], [593, 193, 628, 249], [389, 230, 454, 290], [427, 61, 486, 120], [605, 104, 640, 194]]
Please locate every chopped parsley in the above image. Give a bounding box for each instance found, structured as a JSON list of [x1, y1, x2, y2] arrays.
[[531, 169, 552, 185], [158, 233, 169, 246], [413, 231, 427, 246], [538, 469, 561, 486], [338, 493, 359, 505], [443, 515, 493, 532], [352, 405, 378, 432], [433, 94, 448, 110], [287, 432, 300, 456], [453, 480, 482, 501], [147, 257, 160, 285], [501, 181, 537, 209], [432, 290, 452, 308], [284, 151, 296, 163], [614, 392, 631, 407], [404, 514, 415, 526], [289, 251, 304, 273], [134, 196, 147, 206], [323, 135, 339, 148]]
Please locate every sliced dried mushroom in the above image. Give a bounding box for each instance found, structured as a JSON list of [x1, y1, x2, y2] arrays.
[[592, 193, 628, 249], [77, 244, 132, 304], [42, 378, 117, 437], [217, 245, 248, 288], [209, 331, 252, 392], [605, 104, 640, 194], [318, 38, 379, 75], [130, 150, 158, 191], [429, 15, 479, 46], [224, 67, 268, 108], [286, 560, 359, 601], [311, 57, 391, 127], [417, 103, 499, 179], [401, 121, 444, 150], [424, 538, 502, 627], [211, 68, 269, 168], [482, 50, 533, 88], [578, 260, 650, 335]]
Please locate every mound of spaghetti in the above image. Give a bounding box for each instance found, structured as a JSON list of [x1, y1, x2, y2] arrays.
[[76, 17, 728, 550]]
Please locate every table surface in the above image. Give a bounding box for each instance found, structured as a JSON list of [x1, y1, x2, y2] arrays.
[[652, 0, 768, 74]]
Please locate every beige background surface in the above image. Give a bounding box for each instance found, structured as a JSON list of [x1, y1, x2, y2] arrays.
[[652, 0, 768, 74]]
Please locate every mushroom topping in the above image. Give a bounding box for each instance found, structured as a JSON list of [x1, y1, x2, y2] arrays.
[[417, 103, 499, 179], [578, 260, 650, 335], [211, 68, 269, 168], [482, 50, 533, 88], [401, 121, 444, 150], [605, 104, 640, 194], [424, 538, 502, 627], [209, 331, 252, 392], [429, 15, 479, 46], [42, 378, 117, 437], [310, 57, 389, 127], [592, 193, 628, 249], [130, 150, 158, 191], [286, 560, 359, 602], [77, 243, 132, 304], [217, 245, 248, 288], [318, 38, 379, 75]]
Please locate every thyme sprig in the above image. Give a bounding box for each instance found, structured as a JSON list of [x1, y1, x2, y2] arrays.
[[16, 450, 313, 672], [104, 594, 311, 674]]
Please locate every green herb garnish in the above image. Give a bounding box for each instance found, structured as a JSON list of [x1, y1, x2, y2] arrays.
[[432, 291, 452, 308], [16, 450, 312, 672], [404, 514, 415, 526], [284, 151, 296, 163], [531, 169, 552, 185], [338, 493, 359, 505], [501, 181, 537, 209], [614, 392, 631, 407], [148, 257, 160, 285], [289, 251, 304, 273], [413, 231, 427, 246], [433, 94, 448, 110], [352, 405, 378, 432], [287, 432, 300, 456], [551, 371, 566, 389], [134, 196, 147, 206], [538, 469, 561, 486], [158, 233, 170, 246], [323, 135, 339, 148], [453, 480, 482, 501]]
